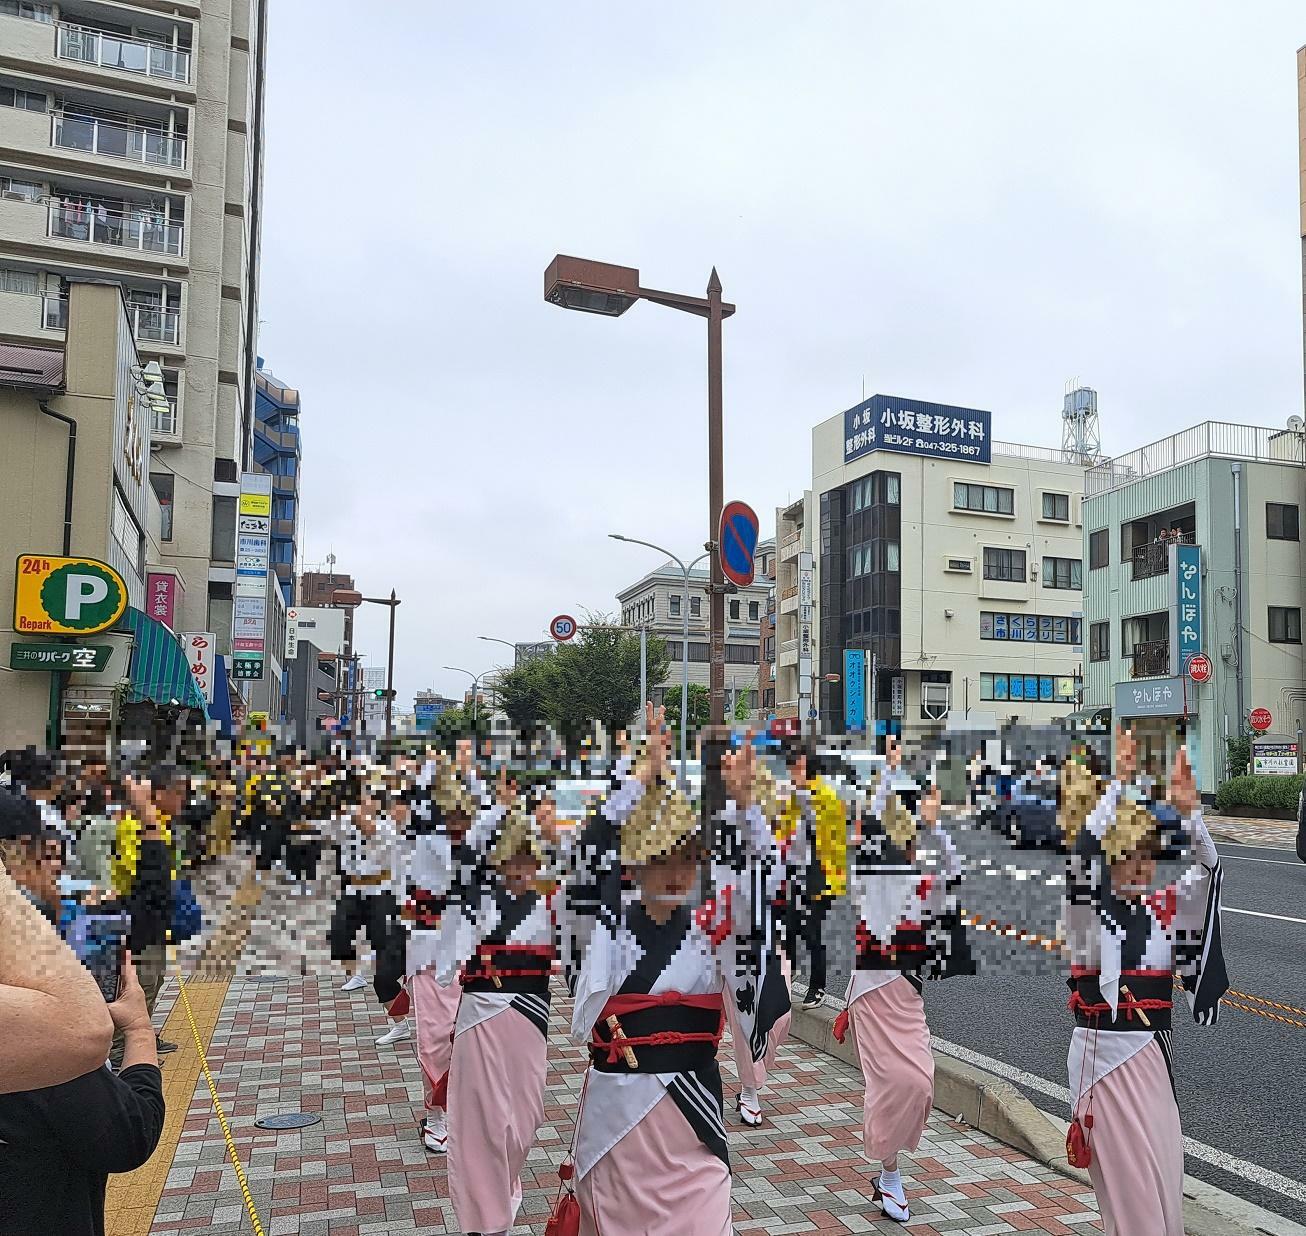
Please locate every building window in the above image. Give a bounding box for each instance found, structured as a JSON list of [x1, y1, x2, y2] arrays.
[[1089, 528, 1109, 570], [1269, 606, 1302, 644], [0, 2, 53, 22], [210, 494, 237, 562], [1089, 621, 1109, 662], [690, 595, 701, 617], [1042, 557, 1082, 590], [983, 547, 1026, 581], [0, 268, 38, 294], [1267, 503, 1299, 542], [954, 482, 1014, 515], [748, 600, 759, 621], [687, 642, 710, 662], [150, 472, 174, 542], [725, 644, 759, 664], [885, 474, 900, 505], [1041, 492, 1070, 521], [763, 689, 775, 709], [1122, 612, 1168, 654], [669, 594, 681, 618], [765, 635, 775, 659], [0, 176, 41, 201], [0, 84, 47, 112], [729, 599, 740, 620]]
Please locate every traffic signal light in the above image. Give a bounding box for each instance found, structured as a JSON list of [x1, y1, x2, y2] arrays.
[[373, 688, 395, 700]]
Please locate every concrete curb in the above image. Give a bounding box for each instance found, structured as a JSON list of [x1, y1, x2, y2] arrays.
[[787, 1000, 1304, 1236]]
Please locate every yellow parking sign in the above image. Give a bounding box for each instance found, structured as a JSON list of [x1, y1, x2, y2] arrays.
[[14, 554, 128, 635], [238, 493, 272, 517]]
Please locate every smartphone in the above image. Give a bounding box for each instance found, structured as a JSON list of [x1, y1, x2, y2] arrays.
[[76, 913, 131, 1002]]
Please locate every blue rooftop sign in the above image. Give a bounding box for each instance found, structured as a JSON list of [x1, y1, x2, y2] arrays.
[[843, 394, 992, 465]]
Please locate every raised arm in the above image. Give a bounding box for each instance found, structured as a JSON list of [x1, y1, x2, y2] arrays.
[[0, 857, 115, 1091]]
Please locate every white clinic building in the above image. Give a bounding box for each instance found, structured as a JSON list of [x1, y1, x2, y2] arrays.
[[811, 394, 1088, 737]]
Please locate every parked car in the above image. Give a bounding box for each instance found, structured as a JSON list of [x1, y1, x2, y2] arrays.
[[551, 779, 611, 822], [995, 770, 1063, 850]]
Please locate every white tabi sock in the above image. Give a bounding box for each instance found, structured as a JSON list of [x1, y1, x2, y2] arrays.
[[740, 1086, 759, 1109], [879, 1167, 902, 1194]]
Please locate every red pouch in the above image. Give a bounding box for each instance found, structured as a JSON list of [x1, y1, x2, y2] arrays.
[[545, 1161, 580, 1236], [1066, 1112, 1093, 1168], [832, 1008, 850, 1044]]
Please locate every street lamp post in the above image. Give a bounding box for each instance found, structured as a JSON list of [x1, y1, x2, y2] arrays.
[[610, 533, 709, 776], [444, 666, 489, 730], [547, 255, 735, 724], [337, 588, 400, 740]]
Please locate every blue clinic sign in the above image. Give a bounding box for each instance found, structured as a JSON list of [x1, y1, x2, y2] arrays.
[[844, 648, 866, 731], [1170, 543, 1201, 671], [843, 394, 992, 465]]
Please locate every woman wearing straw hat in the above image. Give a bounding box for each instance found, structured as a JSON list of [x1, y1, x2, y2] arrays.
[[405, 740, 490, 1155], [556, 704, 783, 1236], [723, 744, 792, 1128], [435, 767, 554, 1236], [1063, 729, 1227, 1236], [835, 734, 972, 1224]]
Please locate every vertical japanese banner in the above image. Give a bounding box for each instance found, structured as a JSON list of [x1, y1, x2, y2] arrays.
[[1170, 542, 1202, 673], [145, 571, 179, 628], [844, 648, 866, 731], [181, 632, 216, 703]]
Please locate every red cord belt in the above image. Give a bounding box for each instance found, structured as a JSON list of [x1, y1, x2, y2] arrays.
[[461, 943, 555, 985], [590, 992, 724, 1065]]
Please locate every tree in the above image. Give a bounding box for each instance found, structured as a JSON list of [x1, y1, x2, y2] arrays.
[[662, 682, 710, 750], [431, 700, 490, 744], [487, 618, 670, 753], [733, 690, 752, 722]]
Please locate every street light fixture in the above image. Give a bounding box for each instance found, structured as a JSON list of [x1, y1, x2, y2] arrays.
[[335, 588, 400, 740], [444, 666, 491, 729], [609, 533, 710, 777], [548, 254, 735, 724]]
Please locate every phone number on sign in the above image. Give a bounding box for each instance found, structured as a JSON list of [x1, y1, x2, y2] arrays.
[[882, 432, 984, 457]]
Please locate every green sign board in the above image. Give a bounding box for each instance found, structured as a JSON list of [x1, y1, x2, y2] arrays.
[[9, 642, 112, 672]]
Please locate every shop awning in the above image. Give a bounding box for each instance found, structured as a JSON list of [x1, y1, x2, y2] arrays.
[[116, 607, 208, 716]]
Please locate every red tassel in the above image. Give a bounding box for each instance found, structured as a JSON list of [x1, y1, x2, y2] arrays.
[[832, 1008, 850, 1044]]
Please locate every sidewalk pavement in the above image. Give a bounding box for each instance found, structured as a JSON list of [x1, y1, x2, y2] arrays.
[[106, 856, 1105, 1235], [1204, 814, 1298, 849]]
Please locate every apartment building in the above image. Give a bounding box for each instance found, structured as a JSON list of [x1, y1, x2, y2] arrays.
[[0, 0, 268, 647], [773, 492, 815, 722], [253, 359, 299, 606], [617, 540, 774, 714], [1081, 420, 1306, 794], [812, 395, 1086, 736], [1299, 45, 1305, 407]]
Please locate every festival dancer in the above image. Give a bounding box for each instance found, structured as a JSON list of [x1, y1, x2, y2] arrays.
[[404, 742, 485, 1155], [724, 748, 792, 1128], [436, 771, 552, 1236], [836, 734, 972, 1224], [1063, 730, 1227, 1236], [557, 706, 783, 1236]]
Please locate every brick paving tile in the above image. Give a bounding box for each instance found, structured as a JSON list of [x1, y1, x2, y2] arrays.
[[140, 864, 1103, 1234]]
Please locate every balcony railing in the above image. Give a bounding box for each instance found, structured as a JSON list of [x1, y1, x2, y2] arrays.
[[1130, 640, 1170, 678], [43, 296, 180, 345], [52, 113, 186, 169], [1130, 532, 1193, 581], [56, 23, 191, 83], [48, 202, 184, 256], [151, 397, 178, 437], [129, 304, 180, 345]]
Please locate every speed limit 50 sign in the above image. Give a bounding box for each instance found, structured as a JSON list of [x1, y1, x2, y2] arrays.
[[550, 614, 577, 642], [14, 554, 127, 636]]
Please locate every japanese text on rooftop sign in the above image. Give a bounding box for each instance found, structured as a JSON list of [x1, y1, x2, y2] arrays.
[[1170, 542, 1201, 671], [843, 395, 992, 465]]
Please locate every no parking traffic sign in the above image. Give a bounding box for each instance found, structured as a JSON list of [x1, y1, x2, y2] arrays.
[[719, 501, 759, 588]]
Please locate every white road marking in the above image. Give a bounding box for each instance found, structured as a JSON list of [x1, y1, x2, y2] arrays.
[[931, 1036, 1306, 1205], [1219, 854, 1302, 867], [1225, 907, 1306, 925]]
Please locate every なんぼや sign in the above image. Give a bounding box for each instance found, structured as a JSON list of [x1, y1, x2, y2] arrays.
[[13, 555, 127, 635]]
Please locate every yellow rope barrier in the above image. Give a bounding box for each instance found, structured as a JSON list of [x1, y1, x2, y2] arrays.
[[174, 965, 266, 1236], [959, 909, 1306, 1031]]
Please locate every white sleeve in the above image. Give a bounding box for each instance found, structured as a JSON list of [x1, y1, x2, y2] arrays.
[[462, 802, 506, 858], [1084, 779, 1125, 842], [602, 776, 646, 824]]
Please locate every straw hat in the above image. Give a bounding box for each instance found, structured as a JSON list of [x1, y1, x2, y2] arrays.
[[491, 806, 544, 867], [621, 779, 699, 866], [431, 759, 476, 818], [877, 770, 921, 850], [752, 760, 782, 823], [1058, 759, 1101, 849], [1102, 797, 1158, 865]]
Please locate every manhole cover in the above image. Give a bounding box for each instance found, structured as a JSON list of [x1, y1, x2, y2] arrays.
[[254, 1113, 320, 1130]]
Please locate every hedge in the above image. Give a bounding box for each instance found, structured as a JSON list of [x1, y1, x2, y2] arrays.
[[1213, 773, 1304, 814]]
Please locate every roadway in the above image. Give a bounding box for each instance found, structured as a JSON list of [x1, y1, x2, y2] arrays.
[[819, 827, 1306, 1226]]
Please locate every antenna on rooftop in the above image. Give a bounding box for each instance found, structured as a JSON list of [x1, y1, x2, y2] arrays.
[[1061, 380, 1101, 465]]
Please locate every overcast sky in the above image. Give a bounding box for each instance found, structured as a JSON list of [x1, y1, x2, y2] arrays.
[[255, 2, 1305, 706]]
